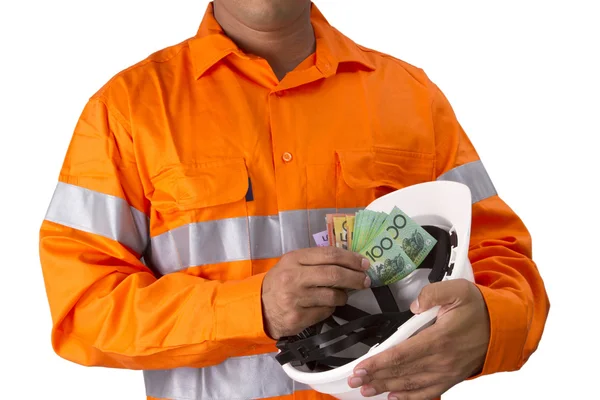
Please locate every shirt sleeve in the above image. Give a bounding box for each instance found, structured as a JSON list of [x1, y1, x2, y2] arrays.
[[429, 81, 550, 376], [39, 97, 274, 371]]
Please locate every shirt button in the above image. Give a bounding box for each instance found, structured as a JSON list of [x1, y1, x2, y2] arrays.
[[282, 152, 293, 163]]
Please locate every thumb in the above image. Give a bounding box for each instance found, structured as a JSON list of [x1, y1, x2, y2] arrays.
[[410, 281, 461, 314]]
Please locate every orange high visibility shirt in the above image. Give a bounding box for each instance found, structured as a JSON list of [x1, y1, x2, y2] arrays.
[[39, 3, 549, 400]]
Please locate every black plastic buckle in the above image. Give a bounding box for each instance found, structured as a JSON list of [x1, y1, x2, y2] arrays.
[[449, 230, 458, 248]]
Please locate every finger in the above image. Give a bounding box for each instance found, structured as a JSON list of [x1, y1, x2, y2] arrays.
[[354, 326, 439, 376], [297, 288, 348, 308], [389, 382, 453, 400], [295, 247, 370, 272], [301, 265, 370, 290], [358, 373, 441, 398], [367, 354, 439, 381], [349, 354, 439, 388], [410, 279, 472, 314]]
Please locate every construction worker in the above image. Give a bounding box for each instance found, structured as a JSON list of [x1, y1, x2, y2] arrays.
[[39, 1, 550, 399]]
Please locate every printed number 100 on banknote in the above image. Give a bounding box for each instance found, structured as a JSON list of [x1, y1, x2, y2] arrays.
[[359, 228, 416, 287]]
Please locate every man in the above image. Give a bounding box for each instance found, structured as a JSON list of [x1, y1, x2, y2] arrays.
[[39, 1, 550, 399]]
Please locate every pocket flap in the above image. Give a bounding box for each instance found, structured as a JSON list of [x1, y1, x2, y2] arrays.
[[151, 158, 249, 212], [337, 148, 434, 189]]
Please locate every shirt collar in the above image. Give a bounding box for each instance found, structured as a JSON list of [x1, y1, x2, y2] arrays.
[[189, 2, 376, 79]]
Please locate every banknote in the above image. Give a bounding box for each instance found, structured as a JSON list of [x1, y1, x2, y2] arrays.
[[349, 211, 364, 251], [358, 228, 417, 287], [325, 214, 341, 246], [367, 211, 389, 244], [346, 215, 355, 250], [313, 230, 329, 247], [324, 204, 437, 286], [333, 216, 349, 249], [383, 207, 437, 266], [351, 210, 378, 252]]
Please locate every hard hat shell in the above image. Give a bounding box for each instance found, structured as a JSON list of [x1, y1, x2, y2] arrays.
[[277, 181, 475, 400]]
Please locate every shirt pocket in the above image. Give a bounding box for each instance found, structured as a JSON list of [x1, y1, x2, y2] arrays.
[[147, 158, 252, 276], [335, 148, 436, 209], [150, 158, 250, 228]]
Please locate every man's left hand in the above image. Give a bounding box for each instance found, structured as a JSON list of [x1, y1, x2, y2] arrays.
[[347, 279, 490, 400]]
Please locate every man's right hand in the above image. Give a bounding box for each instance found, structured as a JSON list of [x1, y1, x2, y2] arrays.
[[261, 247, 372, 340]]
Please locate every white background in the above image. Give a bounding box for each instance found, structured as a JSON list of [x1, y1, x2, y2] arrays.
[[1, 0, 598, 399]]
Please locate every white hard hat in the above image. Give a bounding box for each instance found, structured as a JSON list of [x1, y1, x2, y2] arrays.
[[275, 181, 475, 400]]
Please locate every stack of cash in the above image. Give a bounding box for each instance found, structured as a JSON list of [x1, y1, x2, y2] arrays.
[[313, 207, 437, 287]]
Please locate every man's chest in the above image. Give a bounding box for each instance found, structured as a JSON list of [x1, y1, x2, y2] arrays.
[[136, 75, 436, 210], [133, 73, 438, 276]]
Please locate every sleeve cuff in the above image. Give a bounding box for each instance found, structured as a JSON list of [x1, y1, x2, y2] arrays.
[[214, 273, 275, 347], [468, 284, 530, 379]]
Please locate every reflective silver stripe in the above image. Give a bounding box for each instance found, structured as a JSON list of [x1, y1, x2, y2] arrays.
[[44, 182, 149, 255], [143, 353, 310, 400], [436, 160, 497, 203], [147, 208, 360, 275]]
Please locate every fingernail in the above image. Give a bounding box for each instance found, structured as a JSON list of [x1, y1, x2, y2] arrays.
[[354, 368, 368, 376], [349, 377, 363, 387], [362, 387, 377, 397], [411, 298, 419, 313], [363, 276, 371, 288], [361, 258, 371, 270]]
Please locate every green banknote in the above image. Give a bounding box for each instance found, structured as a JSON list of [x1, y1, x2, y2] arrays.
[[367, 212, 389, 243], [351, 210, 377, 252], [383, 207, 437, 266], [327, 204, 438, 287], [353, 210, 385, 252], [359, 228, 417, 287]]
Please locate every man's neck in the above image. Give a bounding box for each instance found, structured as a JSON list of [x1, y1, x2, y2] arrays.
[[213, 3, 316, 81]]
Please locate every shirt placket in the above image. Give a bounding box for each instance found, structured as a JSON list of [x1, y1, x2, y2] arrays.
[[267, 89, 312, 254]]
